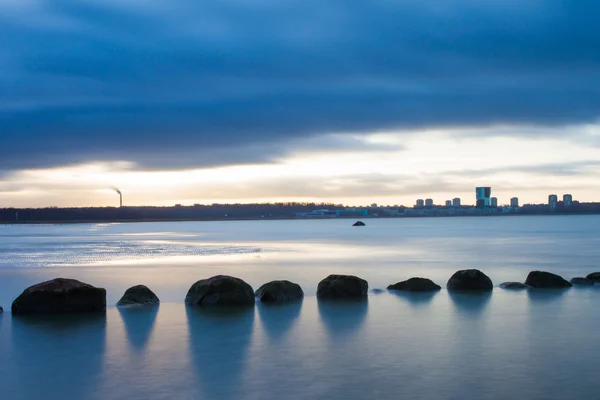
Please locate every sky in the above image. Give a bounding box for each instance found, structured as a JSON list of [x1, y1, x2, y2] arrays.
[[1, 0, 600, 208]]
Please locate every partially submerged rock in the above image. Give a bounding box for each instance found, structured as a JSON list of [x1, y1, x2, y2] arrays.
[[585, 272, 600, 283], [117, 285, 160, 306], [447, 269, 493, 292], [0, 306, 3, 313], [525, 271, 572, 288], [499, 282, 528, 290], [185, 275, 255, 306], [388, 277, 441, 292], [353, 221, 366, 226], [317, 274, 368, 299], [11, 278, 106, 315], [570, 277, 594, 286], [370, 288, 385, 294], [255, 280, 304, 302]]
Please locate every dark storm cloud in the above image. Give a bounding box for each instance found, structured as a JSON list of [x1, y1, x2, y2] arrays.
[[1, 0, 600, 171]]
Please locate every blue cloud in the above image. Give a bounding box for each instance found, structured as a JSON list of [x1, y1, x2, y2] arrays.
[[1, 0, 599, 171]]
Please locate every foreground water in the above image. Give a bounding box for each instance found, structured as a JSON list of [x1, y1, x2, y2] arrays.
[[0, 216, 599, 399]]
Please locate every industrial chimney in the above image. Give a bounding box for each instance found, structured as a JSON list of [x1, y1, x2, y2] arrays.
[[114, 188, 122, 208]]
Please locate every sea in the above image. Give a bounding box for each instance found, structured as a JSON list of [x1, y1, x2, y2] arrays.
[[0, 216, 599, 400]]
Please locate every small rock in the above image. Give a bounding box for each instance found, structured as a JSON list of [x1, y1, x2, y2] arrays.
[[499, 282, 528, 290], [0, 306, 3, 313], [117, 285, 160, 306], [255, 280, 304, 302], [570, 277, 594, 286], [353, 221, 366, 226], [447, 269, 493, 292], [185, 275, 255, 306], [525, 271, 572, 288], [388, 277, 441, 292], [370, 288, 385, 294], [317, 274, 368, 299], [585, 272, 600, 283], [12, 278, 106, 315]]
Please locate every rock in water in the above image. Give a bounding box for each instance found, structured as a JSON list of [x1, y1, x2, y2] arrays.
[[525, 271, 572, 288], [255, 280, 304, 302], [317, 274, 368, 299], [499, 282, 528, 290], [11, 278, 106, 315], [353, 221, 366, 226], [0, 306, 3, 313], [447, 269, 493, 292], [570, 277, 594, 286], [370, 288, 385, 294], [585, 272, 600, 283], [388, 277, 441, 292], [117, 285, 160, 306], [185, 275, 255, 306]]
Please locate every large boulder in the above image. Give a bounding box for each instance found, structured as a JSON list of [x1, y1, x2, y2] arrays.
[[570, 277, 594, 286], [117, 285, 160, 306], [388, 277, 441, 292], [317, 274, 368, 299], [255, 280, 304, 303], [185, 275, 255, 306], [353, 221, 366, 227], [585, 272, 600, 283], [447, 269, 493, 292], [11, 278, 106, 315], [0, 306, 3, 313], [525, 271, 572, 288], [499, 282, 528, 290]]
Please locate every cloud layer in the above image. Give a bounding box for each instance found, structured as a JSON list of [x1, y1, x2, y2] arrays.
[[2, 0, 600, 171]]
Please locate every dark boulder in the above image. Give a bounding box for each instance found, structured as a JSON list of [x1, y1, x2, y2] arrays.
[[255, 280, 304, 303], [370, 288, 385, 294], [585, 272, 600, 283], [570, 277, 594, 286], [117, 285, 160, 306], [0, 306, 3, 313], [525, 271, 572, 288], [388, 277, 441, 292], [353, 221, 366, 226], [185, 275, 255, 306], [11, 278, 106, 315], [317, 274, 368, 299], [447, 269, 493, 292], [499, 282, 528, 290]]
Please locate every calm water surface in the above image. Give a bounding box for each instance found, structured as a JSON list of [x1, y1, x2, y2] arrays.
[[0, 216, 599, 399]]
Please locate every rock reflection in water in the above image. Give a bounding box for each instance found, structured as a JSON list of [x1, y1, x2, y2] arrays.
[[257, 300, 302, 342], [9, 314, 106, 400], [449, 291, 492, 316], [118, 305, 159, 351], [186, 306, 255, 400], [317, 299, 368, 339]]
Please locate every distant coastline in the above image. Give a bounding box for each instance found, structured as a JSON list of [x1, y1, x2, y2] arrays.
[[2, 208, 600, 225]]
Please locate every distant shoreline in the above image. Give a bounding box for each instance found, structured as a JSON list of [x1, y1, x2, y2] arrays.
[[1, 212, 598, 226]]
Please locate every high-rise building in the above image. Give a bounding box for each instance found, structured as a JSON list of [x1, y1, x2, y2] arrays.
[[510, 197, 519, 208], [425, 198, 434, 207], [491, 197, 498, 208], [416, 199, 424, 208], [548, 194, 558, 210], [476, 187, 491, 208], [563, 194, 573, 207], [452, 198, 461, 207], [445, 200, 452, 207]]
